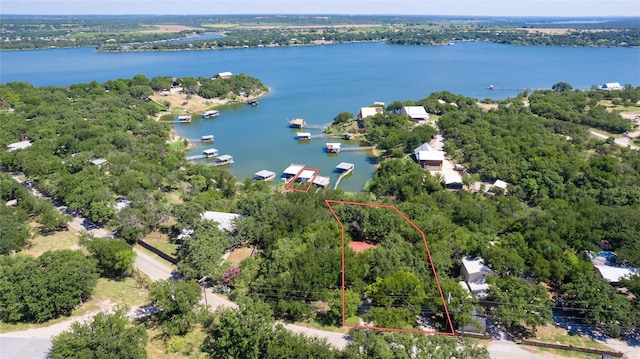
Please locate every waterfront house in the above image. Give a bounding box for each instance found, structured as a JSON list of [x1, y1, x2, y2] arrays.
[[214, 72, 233, 79], [215, 154, 234, 165], [254, 170, 276, 181], [289, 118, 306, 128], [358, 106, 383, 120], [201, 135, 214, 142], [326, 143, 341, 153], [400, 106, 430, 123], [7, 140, 32, 151], [297, 132, 312, 140], [203, 148, 219, 158]]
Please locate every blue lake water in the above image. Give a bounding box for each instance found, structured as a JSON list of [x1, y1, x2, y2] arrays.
[[2, 42, 639, 191]]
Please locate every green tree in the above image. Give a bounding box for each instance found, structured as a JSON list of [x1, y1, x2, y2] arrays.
[[49, 309, 147, 359], [82, 236, 136, 278], [148, 279, 201, 336], [486, 276, 552, 335], [0, 250, 99, 323], [552, 81, 573, 92], [176, 219, 229, 281]]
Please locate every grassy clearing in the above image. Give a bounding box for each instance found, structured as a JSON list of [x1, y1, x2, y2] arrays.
[[0, 276, 148, 334], [533, 325, 613, 351], [590, 128, 624, 138], [344, 316, 360, 326], [23, 227, 81, 257], [226, 247, 253, 267], [293, 319, 350, 334], [145, 326, 208, 359], [142, 231, 179, 257]]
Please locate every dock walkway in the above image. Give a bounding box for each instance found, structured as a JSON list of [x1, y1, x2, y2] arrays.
[[186, 154, 205, 161], [333, 167, 354, 190], [341, 146, 374, 152]]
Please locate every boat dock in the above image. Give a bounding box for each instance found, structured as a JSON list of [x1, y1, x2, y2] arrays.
[[334, 162, 354, 189], [340, 146, 374, 152], [186, 154, 205, 161]]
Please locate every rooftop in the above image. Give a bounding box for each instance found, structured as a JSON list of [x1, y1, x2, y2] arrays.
[[417, 150, 444, 161], [283, 164, 305, 175], [336, 162, 354, 171], [254, 169, 276, 178], [7, 140, 32, 151], [462, 256, 493, 277], [201, 211, 242, 232]]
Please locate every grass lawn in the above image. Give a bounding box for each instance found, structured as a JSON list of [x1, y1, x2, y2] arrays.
[[23, 228, 81, 257], [534, 325, 613, 350], [0, 276, 149, 334], [146, 326, 208, 359], [143, 231, 179, 257], [344, 316, 360, 326], [225, 247, 254, 267]]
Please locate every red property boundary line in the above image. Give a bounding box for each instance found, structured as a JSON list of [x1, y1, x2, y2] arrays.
[[285, 167, 320, 193], [325, 199, 455, 336]]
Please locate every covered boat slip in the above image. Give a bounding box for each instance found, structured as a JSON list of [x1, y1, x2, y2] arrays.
[[254, 170, 276, 181]]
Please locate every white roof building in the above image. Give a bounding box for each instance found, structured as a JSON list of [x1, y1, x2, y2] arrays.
[[214, 72, 233, 79], [7, 140, 32, 151], [400, 106, 430, 122], [461, 256, 493, 284], [358, 106, 383, 119], [493, 179, 508, 190], [599, 82, 622, 91], [91, 158, 107, 166], [413, 143, 435, 158], [417, 151, 445, 162], [283, 164, 305, 176], [298, 169, 317, 181], [201, 211, 242, 232], [590, 251, 639, 284]]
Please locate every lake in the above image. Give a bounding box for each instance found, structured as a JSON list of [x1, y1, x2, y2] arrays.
[[2, 42, 639, 191]]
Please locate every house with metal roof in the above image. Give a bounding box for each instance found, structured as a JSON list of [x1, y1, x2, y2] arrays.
[[358, 106, 383, 120], [400, 106, 430, 123], [201, 211, 242, 232]]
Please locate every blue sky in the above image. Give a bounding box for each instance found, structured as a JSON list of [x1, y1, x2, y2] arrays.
[[2, 0, 639, 17]]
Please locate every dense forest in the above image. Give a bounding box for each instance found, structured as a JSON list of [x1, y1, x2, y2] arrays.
[[1, 75, 640, 357], [1, 15, 639, 50]]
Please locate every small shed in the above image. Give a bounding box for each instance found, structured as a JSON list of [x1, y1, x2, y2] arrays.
[[254, 170, 276, 181], [7, 140, 32, 151], [203, 148, 219, 158], [326, 143, 341, 153], [91, 158, 108, 166]]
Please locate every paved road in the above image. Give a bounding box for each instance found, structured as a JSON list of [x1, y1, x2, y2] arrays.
[[590, 130, 639, 150], [132, 248, 174, 281]]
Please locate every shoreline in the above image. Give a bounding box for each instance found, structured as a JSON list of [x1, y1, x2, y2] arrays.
[[156, 90, 269, 150]]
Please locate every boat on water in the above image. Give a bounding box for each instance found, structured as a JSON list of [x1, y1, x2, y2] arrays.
[[248, 100, 259, 106], [201, 110, 220, 119], [201, 135, 214, 142]]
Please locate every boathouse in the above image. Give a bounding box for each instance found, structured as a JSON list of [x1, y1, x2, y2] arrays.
[[336, 162, 354, 173], [297, 132, 312, 140], [254, 170, 276, 181], [201, 110, 220, 119], [282, 164, 305, 182], [201, 135, 214, 142], [176, 115, 191, 123], [203, 148, 219, 158], [326, 143, 341, 153], [289, 118, 306, 128], [313, 176, 331, 188], [215, 155, 234, 165]]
